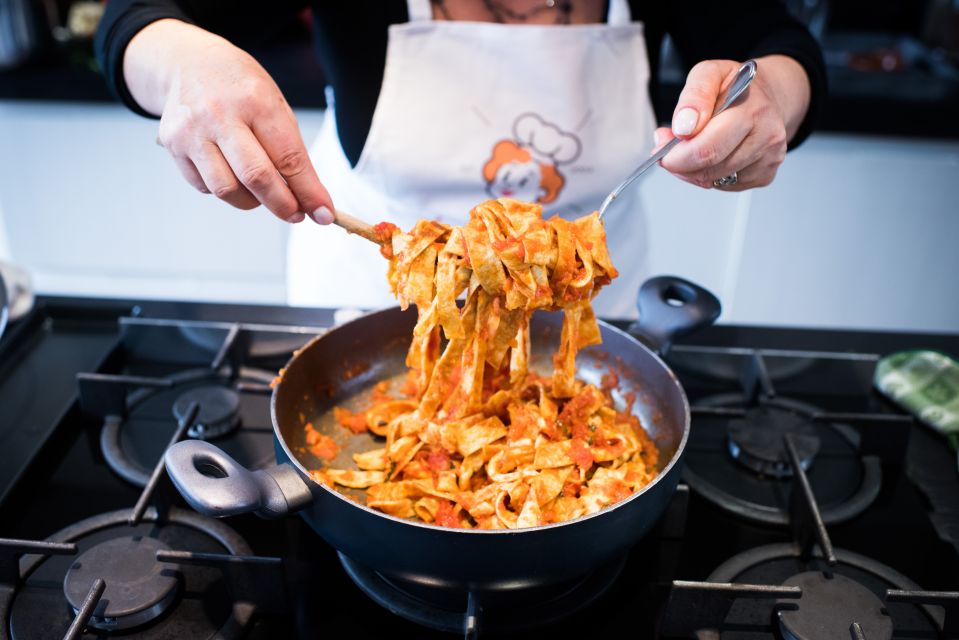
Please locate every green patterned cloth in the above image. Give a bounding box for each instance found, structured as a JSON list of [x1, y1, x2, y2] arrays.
[[874, 350, 959, 467]]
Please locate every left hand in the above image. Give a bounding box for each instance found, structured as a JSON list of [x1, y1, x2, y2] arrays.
[[655, 55, 811, 192]]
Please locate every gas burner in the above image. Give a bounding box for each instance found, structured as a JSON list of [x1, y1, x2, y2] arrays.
[[661, 543, 954, 639], [3, 507, 264, 639], [63, 536, 180, 631], [726, 402, 820, 477], [173, 386, 241, 439], [683, 393, 882, 526], [777, 571, 891, 640], [339, 552, 626, 636], [92, 367, 276, 487]]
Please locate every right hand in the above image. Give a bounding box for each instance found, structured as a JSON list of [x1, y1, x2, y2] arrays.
[[124, 19, 334, 224]]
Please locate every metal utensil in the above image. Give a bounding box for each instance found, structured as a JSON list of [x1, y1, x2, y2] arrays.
[[598, 59, 759, 220]]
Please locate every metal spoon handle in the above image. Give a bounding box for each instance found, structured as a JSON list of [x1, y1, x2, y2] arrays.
[[712, 58, 758, 117], [598, 59, 758, 220]]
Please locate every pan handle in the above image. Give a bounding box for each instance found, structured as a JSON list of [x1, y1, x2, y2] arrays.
[[164, 440, 313, 519], [626, 276, 721, 355]]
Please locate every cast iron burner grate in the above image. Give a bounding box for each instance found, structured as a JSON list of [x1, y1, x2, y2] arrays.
[[0, 403, 287, 639], [660, 434, 959, 639], [339, 552, 627, 638], [725, 399, 821, 477], [674, 346, 912, 526], [62, 535, 180, 631], [82, 366, 276, 487], [661, 544, 956, 639], [77, 317, 319, 487]]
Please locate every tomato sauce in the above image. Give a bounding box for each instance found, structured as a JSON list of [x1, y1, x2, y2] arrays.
[[434, 500, 460, 528], [304, 423, 340, 461], [373, 222, 399, 259], [426, 448, 452, 472], [600, 371, 619, 390], [569, 438, 594, 471], [333, 407, 368, 434]]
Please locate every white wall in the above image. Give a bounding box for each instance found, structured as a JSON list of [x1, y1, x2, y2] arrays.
[[0, 101, 324, 304], [0, 196, 11, 260], [1, 100, 957, 332], [732, 135, 959, 331]]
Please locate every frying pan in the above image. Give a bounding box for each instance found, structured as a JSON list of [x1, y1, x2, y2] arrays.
[[165, 276, 720, 592]]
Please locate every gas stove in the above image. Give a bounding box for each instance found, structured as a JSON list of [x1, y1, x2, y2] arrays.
[[0, 296, 957, 639]]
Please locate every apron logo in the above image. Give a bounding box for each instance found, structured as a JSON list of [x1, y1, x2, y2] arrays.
[[482, 113, 582, 205]]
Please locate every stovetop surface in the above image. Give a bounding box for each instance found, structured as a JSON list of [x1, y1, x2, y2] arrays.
[[1, 296, 957, 639]]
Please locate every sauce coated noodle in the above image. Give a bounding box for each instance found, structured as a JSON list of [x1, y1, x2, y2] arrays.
[[309, 199, 660, 529]]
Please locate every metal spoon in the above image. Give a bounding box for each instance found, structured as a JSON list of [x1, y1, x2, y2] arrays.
[[598, 59, 759, 220]]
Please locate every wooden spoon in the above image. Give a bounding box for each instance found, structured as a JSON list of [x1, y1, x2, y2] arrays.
[[332, 209, 382, 245]]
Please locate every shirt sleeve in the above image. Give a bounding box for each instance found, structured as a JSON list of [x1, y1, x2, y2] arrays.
[[655, 0, 826, 149], [94, 0, 309, 118]]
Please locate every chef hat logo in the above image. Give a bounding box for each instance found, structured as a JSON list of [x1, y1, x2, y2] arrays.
[[512, 113, 582, 166]]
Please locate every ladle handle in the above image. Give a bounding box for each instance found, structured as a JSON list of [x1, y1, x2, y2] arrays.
[[598, 59, 758, 220], [165, 440, 313, 519]]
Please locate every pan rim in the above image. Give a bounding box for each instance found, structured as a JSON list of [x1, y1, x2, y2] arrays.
[[271, 305, 691, 535]]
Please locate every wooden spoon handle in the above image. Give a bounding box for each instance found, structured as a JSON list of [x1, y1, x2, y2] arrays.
[[333, 208, 381, 244]]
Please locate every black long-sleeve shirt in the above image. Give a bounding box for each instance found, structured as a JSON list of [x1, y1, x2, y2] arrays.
[[95, 1, 826, 166]]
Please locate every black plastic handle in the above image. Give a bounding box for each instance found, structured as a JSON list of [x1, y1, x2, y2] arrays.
[[165, 440, 313, 519], [626, 276, 721, 355]]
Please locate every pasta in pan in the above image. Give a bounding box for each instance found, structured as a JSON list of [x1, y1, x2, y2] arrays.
[[309, 198, 660, 528]]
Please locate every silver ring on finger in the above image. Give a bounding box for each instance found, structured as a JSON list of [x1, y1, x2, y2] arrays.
[[713, 171, 738, 188]]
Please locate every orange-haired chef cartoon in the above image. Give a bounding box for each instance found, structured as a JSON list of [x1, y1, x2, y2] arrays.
[[482, 113, 581, 205]]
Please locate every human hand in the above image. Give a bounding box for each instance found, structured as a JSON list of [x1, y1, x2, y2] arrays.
[[653, 55, 811, 191], [125, 20, 334, 223]]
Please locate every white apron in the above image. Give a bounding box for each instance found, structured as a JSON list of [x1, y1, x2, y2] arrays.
[[288, 0, 653, 318]]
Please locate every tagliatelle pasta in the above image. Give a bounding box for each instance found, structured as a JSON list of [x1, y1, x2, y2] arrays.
[[309, 198, 660, 529]]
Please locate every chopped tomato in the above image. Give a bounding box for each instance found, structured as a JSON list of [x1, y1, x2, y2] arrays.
[[507, 409, 533, 441], [373, 222, 399, 258], [333, 407, 368, 434], [304, 423, 339, 461], [559, 390, 597, 441], [434, 500, 460, 528], [597, 438, 627, 459], [561, 480, 581, 498], [371, 381, 393, 403], [569, 438, 594, 472], [492, 236, 525, 260], [426, 448, 451, 472], [600, 371, 619, 391], [541, 420, 560, 441], [606, 481, 632, 505]]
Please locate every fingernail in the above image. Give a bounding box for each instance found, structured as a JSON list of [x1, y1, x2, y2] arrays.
[[672, 108, 698, 136], [288, 212, 306, 224], [653, 129, 664, 148], [310, 205, 334, 225]]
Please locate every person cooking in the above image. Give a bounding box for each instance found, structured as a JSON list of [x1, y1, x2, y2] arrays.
[[95, 0, 824, 316]]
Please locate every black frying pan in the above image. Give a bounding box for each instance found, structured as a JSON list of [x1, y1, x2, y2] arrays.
[[165, 276, 719, 592]]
